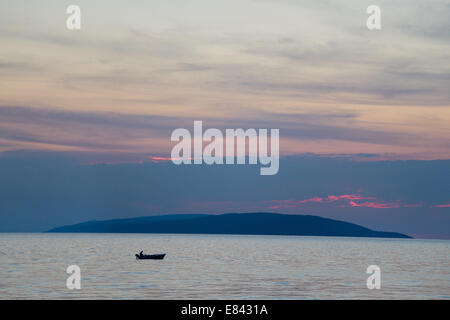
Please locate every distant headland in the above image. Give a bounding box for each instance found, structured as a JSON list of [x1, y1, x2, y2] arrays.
[[47, 212, 412, 239]]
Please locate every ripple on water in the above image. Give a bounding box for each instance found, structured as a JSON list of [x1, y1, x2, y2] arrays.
[[0, 233, 448, 299]]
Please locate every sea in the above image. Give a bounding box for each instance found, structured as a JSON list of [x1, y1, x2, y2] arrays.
[[0, 233, 448, 299]]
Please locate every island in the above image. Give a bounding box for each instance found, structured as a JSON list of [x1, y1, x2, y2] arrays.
[[47, 212, 411, 239]]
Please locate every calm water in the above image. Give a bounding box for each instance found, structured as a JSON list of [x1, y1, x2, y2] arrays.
[[0, 233, 448, 299]]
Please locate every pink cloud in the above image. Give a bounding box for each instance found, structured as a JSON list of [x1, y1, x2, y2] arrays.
[[269, 194, 404, 209], [348, 200, 400, 209], [150, 156, 192, 163], [433, 204, 450, 208], [298, 197, 324, 204], [326, 194, 375, 202], [270, 197, 324, 207], [151, 156, 175, 162]]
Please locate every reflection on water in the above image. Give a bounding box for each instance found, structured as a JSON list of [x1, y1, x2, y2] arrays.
[[0, 233, 449, 299]]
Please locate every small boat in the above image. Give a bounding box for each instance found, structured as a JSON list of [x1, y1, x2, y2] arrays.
[[135, 253, 166, 260]]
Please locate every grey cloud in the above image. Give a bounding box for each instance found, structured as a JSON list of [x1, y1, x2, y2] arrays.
[[0, 105, 432, 151], [239, 80, 433, 100], [175, 63, 212, 72]]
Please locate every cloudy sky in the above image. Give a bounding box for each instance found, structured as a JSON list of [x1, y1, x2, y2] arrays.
[[0, 1, 449, 237]]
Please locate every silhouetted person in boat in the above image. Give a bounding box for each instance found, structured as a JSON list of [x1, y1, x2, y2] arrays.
[[139, 251, 144, 258]]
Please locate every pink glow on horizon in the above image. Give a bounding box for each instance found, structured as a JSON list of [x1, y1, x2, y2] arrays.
[[348, 200, 400, 209], [433, 204, 450, 208], [151, 156, 175, 162], [274, 197, 324, 204], [326, 194, 375, 201], [150, 156, 193, 163], [297, 197, 324, 204], [268, 197, 324, 208], [269, 194, 403, 209]]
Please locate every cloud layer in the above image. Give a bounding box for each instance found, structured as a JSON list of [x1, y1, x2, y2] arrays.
[[0, 0, 449, 158]]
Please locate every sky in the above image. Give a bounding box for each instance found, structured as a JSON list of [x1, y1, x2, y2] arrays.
[[0, 1, 449, 237]]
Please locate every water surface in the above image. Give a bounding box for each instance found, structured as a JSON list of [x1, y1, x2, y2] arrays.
[[0, 233, 448, 299]]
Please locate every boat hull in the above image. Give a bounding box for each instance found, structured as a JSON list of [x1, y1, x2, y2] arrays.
[[136, 254, 166, 260]]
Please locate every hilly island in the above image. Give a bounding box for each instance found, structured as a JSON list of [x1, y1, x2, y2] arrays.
[[47, 212, 411, 239]]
